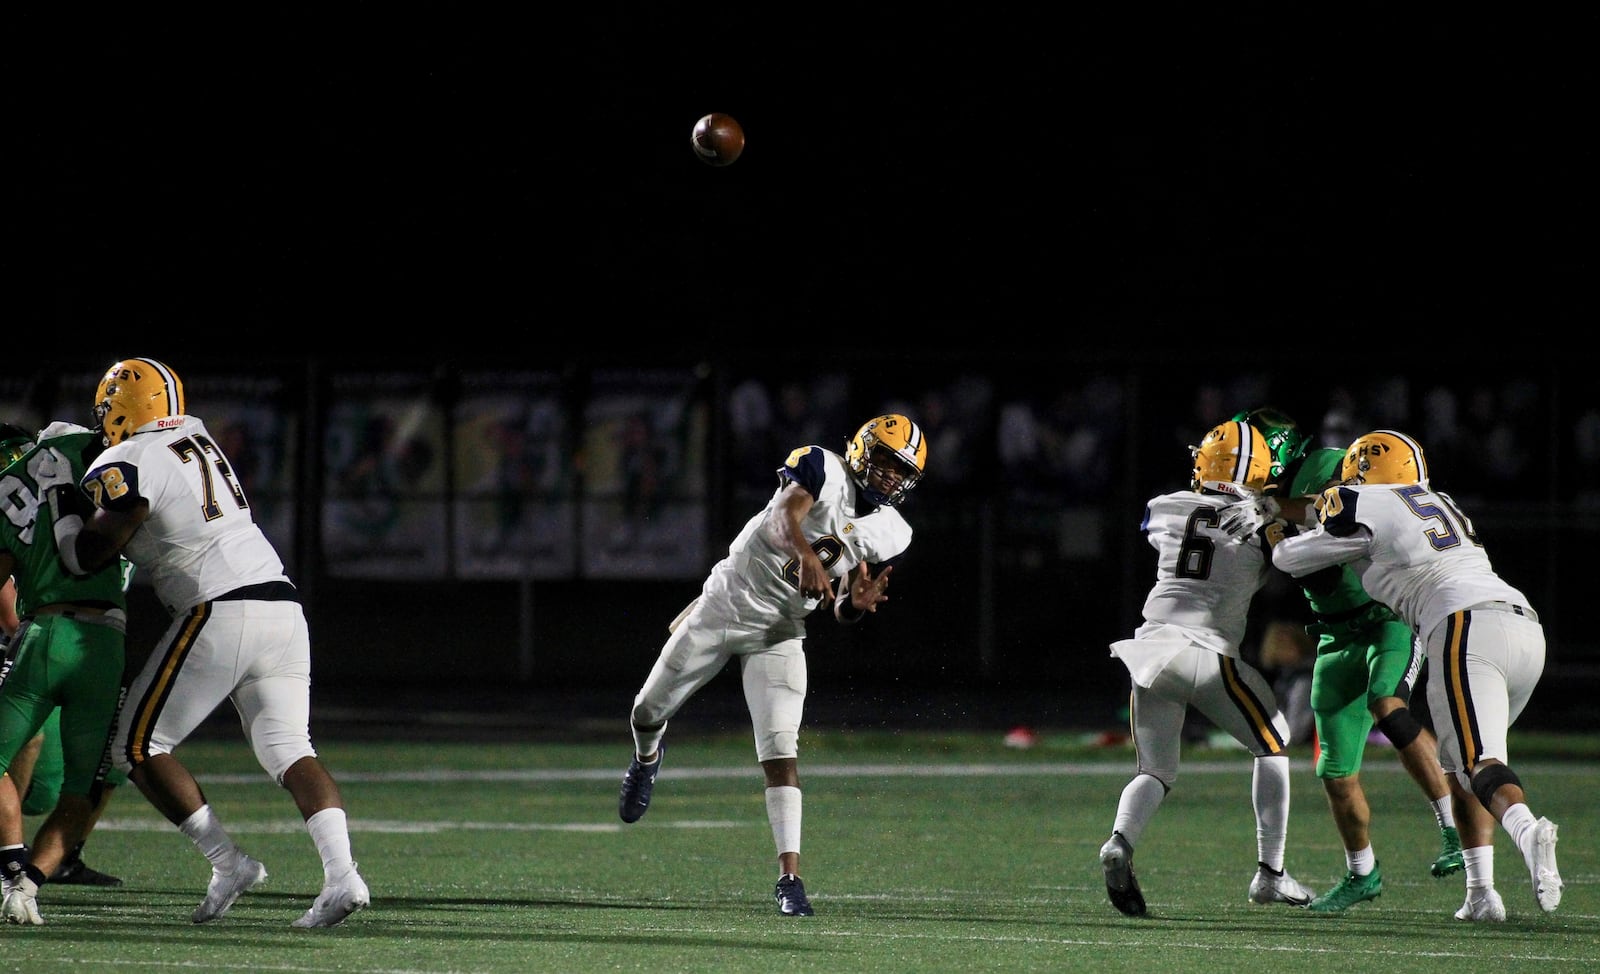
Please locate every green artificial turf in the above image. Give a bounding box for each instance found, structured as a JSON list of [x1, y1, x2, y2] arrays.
[[7, 730, 1594, 973]]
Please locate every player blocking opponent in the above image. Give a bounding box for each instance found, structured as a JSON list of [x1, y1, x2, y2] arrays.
[[47, 357, 370, 927], [0, 422, 131, 924], [1271, 429, 1561, 919], [1224, 409, 1465, 915], [1098, 419, 1315, 916]]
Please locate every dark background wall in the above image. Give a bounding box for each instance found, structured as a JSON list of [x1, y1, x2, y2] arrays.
[[16, 353, 1593, 732], [16, 11, 1592, 728]]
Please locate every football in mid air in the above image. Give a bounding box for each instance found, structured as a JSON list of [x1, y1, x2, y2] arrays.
[[691, 113, 744, 167]]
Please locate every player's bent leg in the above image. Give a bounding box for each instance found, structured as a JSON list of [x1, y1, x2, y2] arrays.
[[279, 756, 345, 821], [129, 753, 211, 825], [14, 731, 53, 816], [24, 792, 96, 880]]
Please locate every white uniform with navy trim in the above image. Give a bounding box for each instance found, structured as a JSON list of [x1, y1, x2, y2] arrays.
[[630, 445, 912, 761], [1273, 482, 1545, 773], [82, 414, 316, 782], [1113, 490, 1292, 785], [88, 415, 289, 615]]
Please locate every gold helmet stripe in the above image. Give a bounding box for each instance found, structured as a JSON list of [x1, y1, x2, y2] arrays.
[[901, 419, 925, 464], [128, 357, 186, 416], [1370, 428, 1426, 483], [1228, 420, 1255, 485]]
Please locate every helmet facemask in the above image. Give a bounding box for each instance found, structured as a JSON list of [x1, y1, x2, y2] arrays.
[[846, 414, 928, 507], [861, 446, 922, 507]]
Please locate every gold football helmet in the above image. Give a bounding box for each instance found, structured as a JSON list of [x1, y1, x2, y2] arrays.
[[845, 413, 928, 507], [0, 423, 35, 465], [1190, 420, 1271, 496], [93, 358, 187, 446], [1341, 429, 1428, 485]]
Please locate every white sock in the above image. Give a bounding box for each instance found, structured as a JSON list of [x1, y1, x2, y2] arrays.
[[765, 786, 802, 859], [1111, 773, 1166, 849], [1501, 802, 1536, 856], [1348, 845, 1376, 876], [1431, 795, 1456, 830], [306, 807, 355, 878], [631, 719, 667, 761], [1462, 845, 1495, 891], [178, 804, 237, 869], [1252, 756, 1290, 871]]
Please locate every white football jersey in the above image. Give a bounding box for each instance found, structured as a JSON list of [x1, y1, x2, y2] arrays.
[[81, 414, 290, 615], [1272, 482, 1528, 640], [1134, 490, 1276, 656], [700, 446, 912, 638]]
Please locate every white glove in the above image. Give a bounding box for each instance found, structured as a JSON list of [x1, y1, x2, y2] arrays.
[[1218, 492, 1281, 543], [2, 874, 43, 925], [29, 446, 69, 487]]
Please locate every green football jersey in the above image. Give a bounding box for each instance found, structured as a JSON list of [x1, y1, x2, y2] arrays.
[[1288, 447, 1343, 498], [1287, 447, 1370, 617], [0, 428, 128, 614]]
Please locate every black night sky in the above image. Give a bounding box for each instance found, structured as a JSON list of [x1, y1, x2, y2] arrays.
[[19, 9, 1593, 362]]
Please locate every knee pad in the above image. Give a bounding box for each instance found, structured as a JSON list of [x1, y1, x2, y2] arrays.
[[757, 729, 798, 764], [1375, 707, 1423, 750], [629, 717, 667, 735], [1471, 763, 1522, 810], [254, 737, 317, 785]]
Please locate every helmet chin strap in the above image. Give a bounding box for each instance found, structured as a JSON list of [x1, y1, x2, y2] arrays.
[[854, 476, 891, 509]]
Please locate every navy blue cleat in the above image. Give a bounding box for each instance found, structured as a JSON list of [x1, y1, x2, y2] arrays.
[[775, 874, 814, 916], [618, 744, 664, 823]]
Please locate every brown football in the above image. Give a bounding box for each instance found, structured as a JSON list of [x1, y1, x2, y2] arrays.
[[691, 113, 744, 167]]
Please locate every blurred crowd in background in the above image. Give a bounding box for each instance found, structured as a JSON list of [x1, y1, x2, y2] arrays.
[[8, 357, 1593, 729]]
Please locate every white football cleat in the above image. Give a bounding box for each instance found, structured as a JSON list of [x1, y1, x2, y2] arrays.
[[1454, 888, 1506, 922], [292, 863, 370, 928], [1248, 863, 1314, 906], [1528, 817, 1562, 913], [193, 853, 268, 923]]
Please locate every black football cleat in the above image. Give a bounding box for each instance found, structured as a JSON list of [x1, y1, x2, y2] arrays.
[[618, 744, 664, 823], [1099, 832, 1146, 917], [51, 853, 123, 888]]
